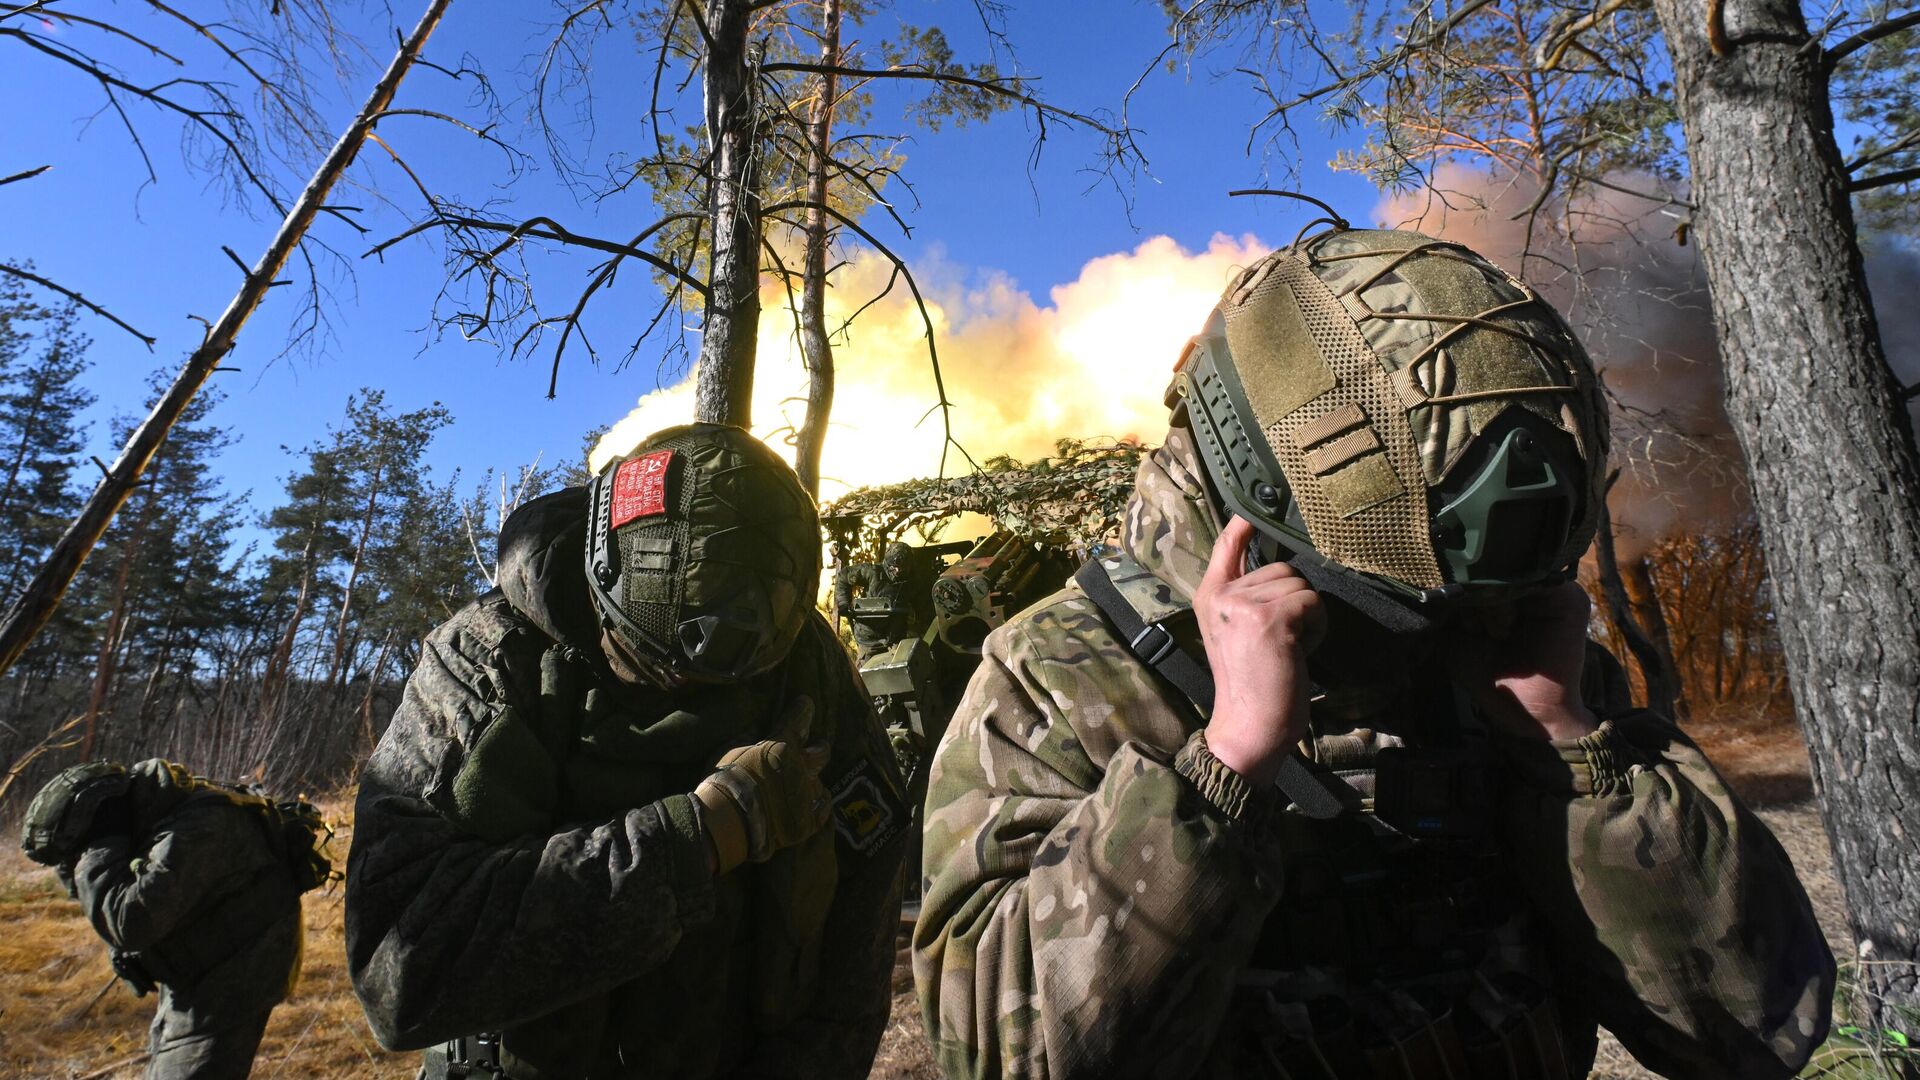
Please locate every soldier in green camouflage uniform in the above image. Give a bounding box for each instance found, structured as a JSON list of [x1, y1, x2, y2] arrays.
[[346, 423, 908, 1079], [835, 541, 935, 662], [21, 759, 306, 1080], [913, 230, 1834, 1080]]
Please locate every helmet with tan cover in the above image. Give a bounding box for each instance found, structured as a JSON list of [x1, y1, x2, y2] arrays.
[[1171, 226, 1609, 604]]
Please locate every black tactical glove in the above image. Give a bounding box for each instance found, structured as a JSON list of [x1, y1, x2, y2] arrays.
[[109, 948, 156, 997], [693, 697, 832, 874]]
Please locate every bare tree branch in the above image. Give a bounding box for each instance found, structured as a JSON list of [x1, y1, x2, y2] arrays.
[[0, 164, 51, 187], [764, 197, 985, 478], [1851, 164, 1920, 192], [366, 212, 710, 298], [759, 60, 1131, 144], [1, 27, 289, 213], [1826, 7, 1920, 69], [0, 262, 156, 348], [1846, 127, 1920, 173]]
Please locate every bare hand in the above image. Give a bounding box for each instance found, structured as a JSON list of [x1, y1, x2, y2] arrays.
[[1443, 581, 1600, 741], [1193, 516, 1325, 786]]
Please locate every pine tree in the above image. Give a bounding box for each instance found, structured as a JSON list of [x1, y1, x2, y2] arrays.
[[75, 376, 244, 756], [254, 389, 463, 773], [0, 286, 94, 695]]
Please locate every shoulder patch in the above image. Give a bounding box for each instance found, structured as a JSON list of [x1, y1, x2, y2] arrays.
[[610, 449, 674, 528], [825, 756, 906, 857]]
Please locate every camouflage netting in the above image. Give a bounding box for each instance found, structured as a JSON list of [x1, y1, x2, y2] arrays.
[[820, 439, 1148, 561]]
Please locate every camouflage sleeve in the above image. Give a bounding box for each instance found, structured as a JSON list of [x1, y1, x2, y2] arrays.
[[913, 619, 1284, 1080], [1496, 710, 1836, 1079], [345, 616, 717, 1051], [71, 804, 279, 952], [833, 563, 873, 616], [747, 617, 908, 1079]]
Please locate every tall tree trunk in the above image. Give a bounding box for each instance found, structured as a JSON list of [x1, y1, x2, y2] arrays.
[[0, 369, 50, 597], [136, 614, 182, 731], [1622, 554, 1686, 720], [79, 561, 131, 759], [260, 537, 318, 724], [1649, 0, 1920, 1016], [358, 630, 396, 743], [326, 464, 384, 696], [80, 493, 153, 757], [794, 0, 843, 497], [0, 0, 457, 677], [694, 0, 763, 428], [1594, 481, 1684, 718]]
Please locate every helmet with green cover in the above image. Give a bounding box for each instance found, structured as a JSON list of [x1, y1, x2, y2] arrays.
[[1170, 225, 1609, 606], [20, 761, 133, 866], [585, 422, 821, 685]]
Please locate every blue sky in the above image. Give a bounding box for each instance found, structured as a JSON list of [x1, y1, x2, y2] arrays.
[[2, 1, 1389, 528], [10, 0, 1914, 536]]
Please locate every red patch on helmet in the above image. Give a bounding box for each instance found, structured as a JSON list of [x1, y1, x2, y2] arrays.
[[610, 449, 674, 528]]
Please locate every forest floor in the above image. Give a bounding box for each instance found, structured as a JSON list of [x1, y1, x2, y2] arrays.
[[0, 716, 1868, 1079]]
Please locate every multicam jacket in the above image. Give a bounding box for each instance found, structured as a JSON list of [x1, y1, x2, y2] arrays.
[[346, 488, 908, 1080], [913, 428, 1834, 1080]]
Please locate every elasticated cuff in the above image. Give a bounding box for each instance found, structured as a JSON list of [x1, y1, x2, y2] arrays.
[[1173, 729, 1276, 826], [654, 793, 719, 922], [1494, 718, 1646, 797]]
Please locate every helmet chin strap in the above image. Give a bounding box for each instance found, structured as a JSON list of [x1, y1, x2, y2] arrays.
[[599, 626, 690, 691], [1244, 528, 1449, 637], [1291, 556, 1446, 636]]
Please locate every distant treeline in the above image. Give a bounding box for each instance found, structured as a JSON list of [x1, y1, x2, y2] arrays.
[[0, 280, 583, 808], [1588, 524, 1793, 721]]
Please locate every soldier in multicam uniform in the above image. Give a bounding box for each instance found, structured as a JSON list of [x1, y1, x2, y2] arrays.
[[913, 228, 1834, 1080], [345, 423, 908, 1079], [20, 759, 311, 1080]]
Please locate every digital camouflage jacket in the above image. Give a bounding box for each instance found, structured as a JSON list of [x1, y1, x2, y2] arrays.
[[346, 488, 908, 1080], [69, 760, 304, 1079], [913, 428, 1834, 1080]]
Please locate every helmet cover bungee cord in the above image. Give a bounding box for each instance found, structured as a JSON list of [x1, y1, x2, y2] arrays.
[[1170, 226, 1609, 603]]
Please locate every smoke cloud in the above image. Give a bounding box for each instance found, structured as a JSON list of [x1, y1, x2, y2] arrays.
[[1380, 168, 1746, 552], [1381, 169, 1920, 554], [593, 174, 1918, 552], [591, 234, 1270, 502], [1869, 239, 1920, 398]]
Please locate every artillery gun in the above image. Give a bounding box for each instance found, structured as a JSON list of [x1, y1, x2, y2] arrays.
[[852, 531, 1075, 769], [821, 440, 1147, 912]]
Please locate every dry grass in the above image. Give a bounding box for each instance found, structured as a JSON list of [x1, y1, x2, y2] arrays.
[[0, 797, 408, 1080], [0, 725, 1864, 1079]]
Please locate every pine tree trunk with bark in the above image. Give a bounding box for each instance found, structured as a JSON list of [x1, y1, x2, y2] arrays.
[[327, 463, 385, 697], [260, 537, 317, 725], [694, 0, 763, 429], [1622, 554, 1686, 720], [1649, 0, 1920, 1016], [1594, 484, 1684, 718], [794, 0, 843, 497]]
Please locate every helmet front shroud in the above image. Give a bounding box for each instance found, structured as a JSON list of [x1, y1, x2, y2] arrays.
[[586, 423, 821, 684], [1172, 228, 1609, 611], [21, 761, 132, 865]]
